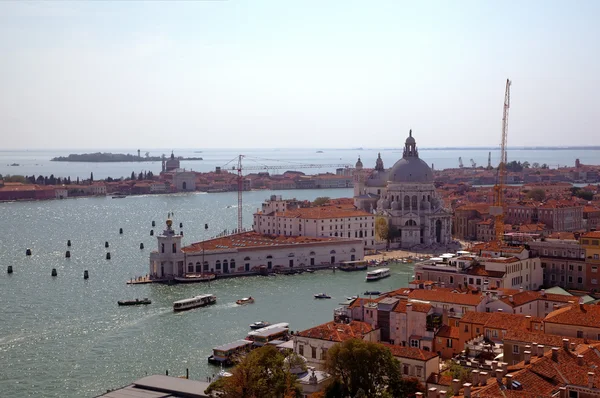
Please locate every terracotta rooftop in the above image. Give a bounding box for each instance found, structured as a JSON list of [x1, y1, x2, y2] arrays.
[[503, 329, 598, 347], [436, 325, 460, 339], [500, 290, 578, 308], [296, 321, 374, 342], [393, 301, 432, 314], [544, 303, 600, 327], [461, 312, 538, 331], [408, 289, 485, 307], [182, 231, 356, 252], [381, 342, 439, 361], [583, 231, 600, 239], [465, 264, 505, 277]]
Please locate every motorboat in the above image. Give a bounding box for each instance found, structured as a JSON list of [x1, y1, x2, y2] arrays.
[[366, 268, 391, 282], [363, 290, 381, 296], [112, 194, 127, 199], [345, 296, 358, 301], [305, 269, 315, 273], [236, 297, 254, 305], [249, 321, 271, 329], [314, 293, 331, 299], [117, 298, 151, 306], [174, 273, 216, 283], [173, 294, 216, 312]]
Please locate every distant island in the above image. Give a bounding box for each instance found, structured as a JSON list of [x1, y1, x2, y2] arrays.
[[51, 152, 203, 162]]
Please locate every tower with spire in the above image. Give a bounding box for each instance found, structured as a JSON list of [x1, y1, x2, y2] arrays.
[[353, 157, 365, 197]]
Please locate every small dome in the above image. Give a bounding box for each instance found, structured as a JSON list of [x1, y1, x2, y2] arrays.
[[355, 157, 363, 168]]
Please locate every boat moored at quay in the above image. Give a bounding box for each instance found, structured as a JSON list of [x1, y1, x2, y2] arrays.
[[173, 294, 216, 312]]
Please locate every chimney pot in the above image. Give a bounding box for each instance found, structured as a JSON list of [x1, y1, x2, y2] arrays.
[[479, 371, 489, 385], [439, 391, 447, 398], [541, 289, 546, 296], [531, 342, 537, 356], [491, 360, 498, 370], [578, 355, 585, 366], [471, 370, 479, 386], [506, 374, 513, 390], [537, 345, 545, 357], [519, 286, 524, 292], [570, 342, 576, 351], [415, 393, 424, 397], [428, 387, 438, 398], [524, 350, 531, 365], [589, 372, 595, 389], [463, 383, 472, 398], [509, 295, 514, 302], [496, 369, 503, 383], [552, 347, 559, 361], [563, 339, 569, 350], [452, 379, 460, 396]]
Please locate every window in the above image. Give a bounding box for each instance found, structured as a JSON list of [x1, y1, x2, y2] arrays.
[[410, 339, 419, 348], [321, 348, 328, 360], [593, 266, 598, 273], [578, 277, 583, 283], [311, 346, 317, 358], [447, 339, 453, 348], [568, 276, 573, 283], [416, 367, 422, 378], [577, 330, 584, 338], [298, 345, 304, 356], [403, 365, 409, 375], [578, 265, 583, 272], [569, 264, 574, 271]]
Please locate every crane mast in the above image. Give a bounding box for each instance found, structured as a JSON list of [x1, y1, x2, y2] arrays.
[[491, 79, 511, 244]]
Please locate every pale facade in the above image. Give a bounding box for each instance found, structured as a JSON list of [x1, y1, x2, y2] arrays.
[[173, 171, 196, 192], [353, 131, 452, 249]]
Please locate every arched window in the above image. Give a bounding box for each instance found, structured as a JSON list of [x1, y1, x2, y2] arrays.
[[244, 256, 251, 261], [216, 260, 221, 270], [412, 195, 417, 209], [404, 195, 410, 209], [203, 261, 209, 271], [350, 248, 356, 252], [405, 219, 417, 226], [359, 230, 363, 238], [309, 251, 316, 256], [334, 232, 338, 237], [230, 259, 236, 269], [188, 262, 194, 272], [330, 250, 336, 254], [267, 255, 273, 259], [195, 261, 201, 273]]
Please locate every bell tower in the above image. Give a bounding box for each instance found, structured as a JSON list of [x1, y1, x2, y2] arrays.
[[353, 157, 365, 197], [150, 214, 184, 278]]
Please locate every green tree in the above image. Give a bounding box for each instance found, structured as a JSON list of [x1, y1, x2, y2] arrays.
[[522, 161, 530, 168], [532, 162, 540, 169], [375, 216, 389, 241], [324, 339, 414, 397], [445, 361, 472, 384], [576, 190, 594, 201], [3, 174, 27, 183], [131, 171, 135, 180], [206, 345, 301, 398], [313, 197, 331, 206], [90, 172, 94, 182], [526, 188, 546, 202]]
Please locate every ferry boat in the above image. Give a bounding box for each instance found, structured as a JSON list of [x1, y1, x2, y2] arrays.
[[173, 294, 216, 312], [314, 293, 331, 299], [236, 297, 254, 305], [339, 260, 368, 272], [249, 321, 270, 329], [366, 268, 390, 282], [174, 274, 216, 283], [247, 323, 289, 336], [246, 326, 290, 347], [208, 339, 254, 366], [117, 298, 151, 306]]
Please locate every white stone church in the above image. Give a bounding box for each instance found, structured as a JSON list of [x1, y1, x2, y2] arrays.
[[353, 130, 452, 249]]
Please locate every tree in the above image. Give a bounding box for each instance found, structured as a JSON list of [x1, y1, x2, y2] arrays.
[[131, 171, 135, 180], [4, 174, 27, 183], [445, 361, 472, 384], [541, 163, 549, 169], [532, 162, 540, 169], [90, 172, 94, 182], [206, 345, 301, 398], [526, 188, 546, 202], [375, 216, 389, 241], [522, 161, 530, 169], [324, 339, 412, 397], [313, 197, 331, 206]]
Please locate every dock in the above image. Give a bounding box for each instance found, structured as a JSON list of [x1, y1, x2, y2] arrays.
[[127, 275, 155, 285]]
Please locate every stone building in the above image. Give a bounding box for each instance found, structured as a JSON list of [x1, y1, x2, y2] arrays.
[[353, 130, 452, 249]]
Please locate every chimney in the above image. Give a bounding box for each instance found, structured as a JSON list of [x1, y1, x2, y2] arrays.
[[463, 383, 472, 398], [563, 339, 569, 351], [471, 370, 479, 386], [407, 303, 413, 311], [538, 345, 545, 357], [502, 362, 509, 375], [452, 379, 460, 396], [519, 286, 524, 293], [524, 350, 531, 365], [552, 347, 559, 361], [589, 372, 595, 389], [570, 342, 576, 351], [509, 295, 514, 302], [479, 371, 489, 385], [541, 289, 546, 297], [559, 387, 567, 398], [439, 391, 447, 398], [415, 393, 424, 398], [580, 296, 585, 309], [578, 355, 584, 366], [428, 387, 437, 398], [496, 369, 503, 383], [498, 308, 503, 312], [531, 342, 537, 356], [505, 374, 513, 390], [491, 360, 498, 370]]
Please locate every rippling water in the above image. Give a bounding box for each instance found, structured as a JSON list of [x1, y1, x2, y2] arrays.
[[0, 188, 417, 397]]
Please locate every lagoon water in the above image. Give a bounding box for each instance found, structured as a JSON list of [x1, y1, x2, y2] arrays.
[[0, 188, 419, 398], [1, 147, 597, 181]]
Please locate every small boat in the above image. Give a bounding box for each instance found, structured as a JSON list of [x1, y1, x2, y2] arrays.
[[364, 291, 381, 296], [112, 194, 127, 199], [118, 298, 151, 306], [236, 297, 254, 305], [305, 269, 314, 273], [174, 273, 216, 283], [366, 268, 391, 282], [346, 296, 358, 301], [249, 321, 271, 329], [314, 293, 331, 299]]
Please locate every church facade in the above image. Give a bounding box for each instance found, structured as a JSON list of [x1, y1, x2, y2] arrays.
[[353, 130, 452, 249]]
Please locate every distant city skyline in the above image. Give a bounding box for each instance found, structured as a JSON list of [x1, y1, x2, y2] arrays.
[[1, 0, 599, 149]]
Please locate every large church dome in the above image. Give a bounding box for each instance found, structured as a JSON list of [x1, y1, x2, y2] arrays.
[[389, 130, 433, 183]]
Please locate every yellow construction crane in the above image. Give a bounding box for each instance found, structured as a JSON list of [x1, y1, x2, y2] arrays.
[[223, 155, 351, 232], [490, 79, 511, 244]]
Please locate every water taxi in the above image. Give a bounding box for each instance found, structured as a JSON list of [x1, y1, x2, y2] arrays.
[[208, 339, 254, 366], [246, 326, 290, 347], [247, 323, 289, 336], [173, 294, 216, 312], [117, 298, 151, 306], [363, 290, 381, 296], [249, 321, 271, 329], [366, 268, 390, 282], [314, 293, 331, 299], [339, 260, 368, 272], [236, 297, 254, 305], [174, 273, 216, 283]]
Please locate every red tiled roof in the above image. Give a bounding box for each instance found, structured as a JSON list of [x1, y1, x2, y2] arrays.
[[393, 301, 432, 314], [500, 291, 578, 308], [381, 342, 439, 361], [503, 329, 598, 347], [436, 325, 459, 339], [583, 231, 600, 239], [296, 321, 374, 342], [544, 303, 600, 327], [408, 289, 484, 307], [461, 312, 538, 331]]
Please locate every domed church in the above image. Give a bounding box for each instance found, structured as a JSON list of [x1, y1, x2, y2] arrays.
[[353, 130, 452, 249]]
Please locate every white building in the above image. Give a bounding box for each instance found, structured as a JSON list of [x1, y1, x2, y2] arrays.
[[253, 196, 377, 248], [353, 130, 452, 249], [173, 170, 196, 192], [149, 217, 365, 279], [88, 183, 107, 195], [55, 187, 68, 199]]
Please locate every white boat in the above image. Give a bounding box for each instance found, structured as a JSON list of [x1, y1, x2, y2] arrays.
[[173, 294, 216, 312], [247, 322, 289, 336], [366, 268, 390, 282]]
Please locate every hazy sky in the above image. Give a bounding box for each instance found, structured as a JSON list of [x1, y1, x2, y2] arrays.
[[1, 1, 598, 149]]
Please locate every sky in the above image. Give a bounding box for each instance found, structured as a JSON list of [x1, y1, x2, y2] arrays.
[[0, 0, 599, 150]]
